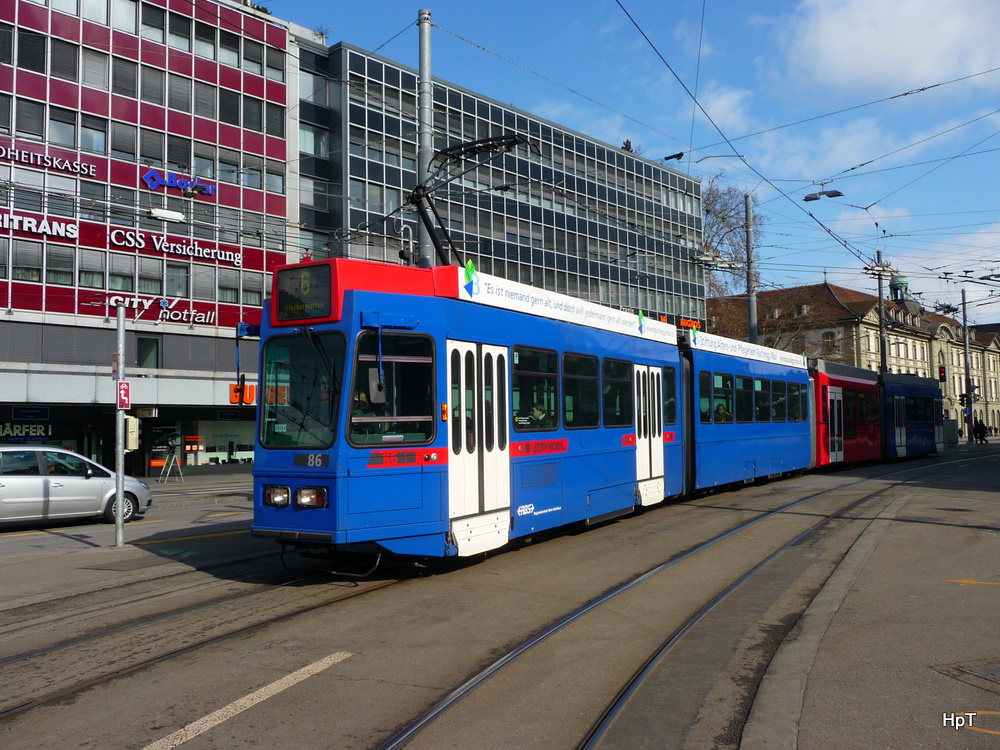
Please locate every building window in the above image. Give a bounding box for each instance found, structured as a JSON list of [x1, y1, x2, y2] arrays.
[[218, 268, 239, 303], [51, 40, 79, 81], [242, 40, 263, 76], [168, 75, 191, 112], [219, 90, 240, 127], [13, 240, 43, 282], [46, 245, 75, 286], [15, 100, 44, 140], [49, 107, 76, 148], [265, 47, 284, 82], [111, 0, 137, 34], [219, 30, 240, 67], [109, 253, 134, 291], [81, 0, 108, 25], [112, 57, 138, 97], [82, 49, 109, 90], [81, 115, 107, 154], [141, 66, 165, 105], [167, 13, 190, 51], [141, 6, 165, 43], [48, 174, 76, 217], [52, 0, 80, 15], [136, 336, 160, 368], [18, 30, 46, 73], [78, 249, 105, 288], [242, 271, 262, 306], [194, 22, 215, 59], [165, 262, 189, 297], [300, 124, 328, 156], [243, 96, 263, 132], [110, 122, 137, 161], [138, 257, 161, 294], [266, 103, 285, 137]]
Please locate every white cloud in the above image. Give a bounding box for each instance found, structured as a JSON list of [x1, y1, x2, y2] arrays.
[[778, 0, 1000, 95]]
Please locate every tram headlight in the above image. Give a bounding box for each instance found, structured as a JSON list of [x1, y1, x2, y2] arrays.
[[296, 487, 328, 509], [263, 485, 291, 507]]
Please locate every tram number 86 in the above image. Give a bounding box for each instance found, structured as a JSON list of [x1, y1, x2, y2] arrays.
[[293, 453, 330, 467]]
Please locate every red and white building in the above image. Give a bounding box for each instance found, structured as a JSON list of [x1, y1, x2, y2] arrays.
[[0, 0, 310, 473]]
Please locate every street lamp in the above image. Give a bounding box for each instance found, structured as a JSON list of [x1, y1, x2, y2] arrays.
[[803, 189, 844, 202], [663, 152, 684, 162]]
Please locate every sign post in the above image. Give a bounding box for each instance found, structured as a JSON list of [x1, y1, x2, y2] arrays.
[[114, 305, 126, 547]]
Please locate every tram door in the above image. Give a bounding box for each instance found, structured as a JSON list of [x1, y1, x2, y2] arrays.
[[828, 387, 844, 463], [446, 341, 511, 556], [634, 365, 665, 506], [893, 396, 907, 457]]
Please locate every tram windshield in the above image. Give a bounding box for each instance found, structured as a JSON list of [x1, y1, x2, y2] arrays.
[[260, 331, 345, 448], [350, 332, 434, 444]]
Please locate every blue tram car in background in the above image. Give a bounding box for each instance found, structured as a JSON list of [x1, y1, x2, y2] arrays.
[[679, 330, 812, 491], [246, 258, 941, 562], [882, 373, 943, 458]]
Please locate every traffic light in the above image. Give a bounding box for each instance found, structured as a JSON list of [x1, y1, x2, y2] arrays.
[[938, 365, 947, 382], [959, 393, 968, 407]]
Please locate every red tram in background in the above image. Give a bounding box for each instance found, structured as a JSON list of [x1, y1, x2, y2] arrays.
[[810, 359, 882, 467]]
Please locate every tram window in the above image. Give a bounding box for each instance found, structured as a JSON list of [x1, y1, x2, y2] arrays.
[[713, 373, 734, 423], [844, 389, 857, 437], [463, 351, 476, 451], [450, 349, 462, 455], [497, 354, 508, 450], [735, 376, 754, 423], [772, 381, 787, 422], [513, 346, 558, 430], [755, 379, 771, 422], [563, 353, 599, 429], [602, 358, 634, 428], [787, 382, 801, 421], [663, 366, 677, 425], [802, 386, 811, 422], [484, 353, 495, 451], [865, 391, 879, 423], [260, 331, 344, 448], [698, 371, 712, 423], [351, 332, 434, 444]]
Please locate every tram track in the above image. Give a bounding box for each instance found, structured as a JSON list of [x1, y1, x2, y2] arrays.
[[377, 457, 965, 750], [0, 556, 401, 722], [0, 454, 987, 748]]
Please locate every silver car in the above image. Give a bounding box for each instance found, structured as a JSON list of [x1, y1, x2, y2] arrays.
[[0, 445, 152, 523]]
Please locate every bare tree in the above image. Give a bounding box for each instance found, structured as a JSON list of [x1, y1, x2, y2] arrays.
[[700, 173, 766, 298]]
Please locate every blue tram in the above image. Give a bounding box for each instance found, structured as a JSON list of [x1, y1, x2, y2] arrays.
[[246, 258, 940, 561], [679, 330, 812, 490], [252, 258, 685, 558], [881, 373, 943, 458]]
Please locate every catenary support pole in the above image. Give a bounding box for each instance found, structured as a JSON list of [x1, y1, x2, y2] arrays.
[[416, 9, 434, 268], [745, 193, 757, 344]]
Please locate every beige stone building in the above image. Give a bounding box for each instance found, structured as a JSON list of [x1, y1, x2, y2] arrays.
[[707, 280, 1000, 430]]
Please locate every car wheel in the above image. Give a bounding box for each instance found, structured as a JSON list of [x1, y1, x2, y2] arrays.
[[103, 493, 137, 523]]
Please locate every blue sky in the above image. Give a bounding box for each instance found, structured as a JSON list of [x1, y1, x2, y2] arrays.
[[267, 0, 1000, 323]]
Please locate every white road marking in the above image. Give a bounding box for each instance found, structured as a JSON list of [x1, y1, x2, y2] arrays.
[[142, 651, 352, 750]]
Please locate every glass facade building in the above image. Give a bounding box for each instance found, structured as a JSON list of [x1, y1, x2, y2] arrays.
[[295, 43, 706, 325]]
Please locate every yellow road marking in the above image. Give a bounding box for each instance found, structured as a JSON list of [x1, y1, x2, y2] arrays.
[[205, 512, 247, 518], [947, 579, 1000, 586], [968, 710, 1000, 735]]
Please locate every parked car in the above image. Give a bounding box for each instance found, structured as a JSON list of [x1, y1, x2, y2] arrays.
[[0, 445, 152, 524]]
